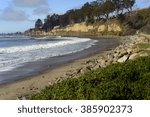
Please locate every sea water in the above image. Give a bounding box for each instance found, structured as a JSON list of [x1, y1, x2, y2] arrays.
[[0, 35, 97, 73]]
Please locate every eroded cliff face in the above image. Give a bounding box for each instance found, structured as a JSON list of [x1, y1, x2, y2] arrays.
[[55, 22, 94, 32], [24, 20, 122, 36]]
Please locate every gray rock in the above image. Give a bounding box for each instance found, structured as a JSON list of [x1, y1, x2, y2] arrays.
[[80, 67, 90, 74], [93, 64, 101, 70], [86, 59, 97, 64], [107, 54, 114, 60], [86, 59, 97, 67], [127, 48, 132, 54], [97, 57, 104, 63], [48, 81, 52, 85], [118, 50, 128, 58], [129, 53, 138, 60], [117, 55, 129, 63], [113, 53, 119, 58], [99, 59, 107, 67]]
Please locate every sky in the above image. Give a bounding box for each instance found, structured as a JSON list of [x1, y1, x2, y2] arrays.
[[0, 0, 150, 33]]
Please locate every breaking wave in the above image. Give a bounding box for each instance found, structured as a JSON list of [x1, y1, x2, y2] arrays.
[[0, 36, 97, 72]]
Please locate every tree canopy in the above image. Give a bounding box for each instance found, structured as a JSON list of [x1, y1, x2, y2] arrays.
[[35, 0, 135, 31], [35, 19, 43, 29]]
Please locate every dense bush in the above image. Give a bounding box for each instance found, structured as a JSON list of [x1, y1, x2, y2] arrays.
[[123, 7, 150, 35], [32, 56, 150, 100]]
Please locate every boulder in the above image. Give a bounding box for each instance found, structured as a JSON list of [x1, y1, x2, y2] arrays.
[[127, 48, 132, 54], [129, 53, 138, 60], [99, 59, 107, 67], [80, 67, 90, 74], [93, 64, 101, 70], [86, 59, 97, 67], [117, 55, 129, 63], [113, 53, 119, 59], [107, 54, 114, 60], [118, 50, 128, 58], [97, 57, 104, 63]]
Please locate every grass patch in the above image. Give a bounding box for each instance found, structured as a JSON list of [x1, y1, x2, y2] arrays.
[[137, 43, 150, 49], [31, 56, 150, 100], [137, 44, 150, 56]]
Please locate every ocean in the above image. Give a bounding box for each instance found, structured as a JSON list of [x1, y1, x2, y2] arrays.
[[0, 35, 97, 73]]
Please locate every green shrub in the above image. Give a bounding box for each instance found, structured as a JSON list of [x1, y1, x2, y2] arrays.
[[31, 56, 150, 100]]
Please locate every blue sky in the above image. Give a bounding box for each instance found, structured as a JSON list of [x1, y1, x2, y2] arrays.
[[0, 0, 149, 33]]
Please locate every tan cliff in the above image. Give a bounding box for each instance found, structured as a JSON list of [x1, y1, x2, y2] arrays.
[[25, 20, 122, 36]]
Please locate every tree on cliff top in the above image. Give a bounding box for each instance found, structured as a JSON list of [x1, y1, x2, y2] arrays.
[[123, 0, 135, 12], [35, 19, 43, 29]]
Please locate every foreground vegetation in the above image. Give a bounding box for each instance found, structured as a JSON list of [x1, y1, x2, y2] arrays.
[[32, 56, 150, 100]]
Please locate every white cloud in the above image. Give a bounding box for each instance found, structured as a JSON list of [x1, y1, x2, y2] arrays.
[[13, 0, 48, 7], [0, 7, 29, 21], [33, 6, 50, 15]]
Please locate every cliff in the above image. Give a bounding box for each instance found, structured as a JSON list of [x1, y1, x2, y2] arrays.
[[24, 19, 122, 36]]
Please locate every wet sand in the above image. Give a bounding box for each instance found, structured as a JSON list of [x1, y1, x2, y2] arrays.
[[0, 38, 119, 99]]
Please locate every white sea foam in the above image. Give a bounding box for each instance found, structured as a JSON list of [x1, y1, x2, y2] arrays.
[[35, 36, 61, 39], [0, 37, 91, 53], [0, 35, 29, 38], [0, 36, 97, 72]]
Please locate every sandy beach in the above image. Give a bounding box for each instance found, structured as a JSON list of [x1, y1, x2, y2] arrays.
[[0, 37, 119, 99]]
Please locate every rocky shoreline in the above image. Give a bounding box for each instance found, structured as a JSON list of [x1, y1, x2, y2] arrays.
[[53, 34, 150, 84]]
